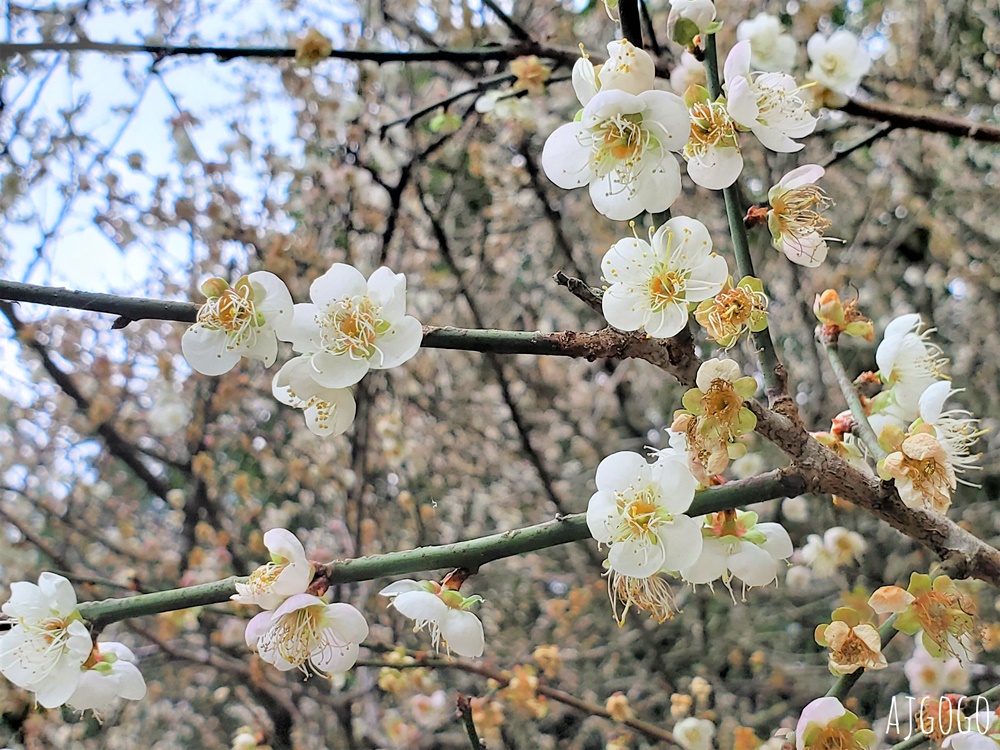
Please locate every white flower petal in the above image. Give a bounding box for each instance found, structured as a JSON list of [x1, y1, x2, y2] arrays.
[[440, 609, 485, 657], [310, 350, 371, 389], [644, 302, 688, 338], [658, 515, 704, 571], [728, 541, 779, 586], [182, 325, 242, 376], [609, 536, 666, 578], [586, 490, 619, 544], [392, 590, 449, 622], [541, 123, 591, 189], [681, 538, 730, 584], [757, 522, 794, 561], [595, 451, 648, 492], [310, 263, 368, 307], [372, 315, 422, 370]]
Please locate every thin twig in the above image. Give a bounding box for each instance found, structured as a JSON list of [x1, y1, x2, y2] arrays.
[[456, 694, 485, 748], [818, 333, 886, 460], [840, 97, 1000, 144], [701, 34, 793, 415]]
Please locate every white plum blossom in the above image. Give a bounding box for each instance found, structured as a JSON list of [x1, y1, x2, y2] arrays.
[[277, 263, 423, 389], [667, 0, 717, 46], [233, 528, 315, 610], [799, 527, 866, 578], [245, 594, 369, 677], [681, 511, 793, 590], [67, 642, 147, 712], [272, 355, 358, 437], [796, 697, 875, 749], [669, 51, 707, 96], [875, 314, 947, 420], [724, 41, 817, 153], [0, 573, 93, 709], [943, 716, 1000, 750], [183, 272, 293, 376], [587, 450, 702, 579], [674, 717, 716, 750], [766, 164, 832, 267], [903, 639, 971, 696], [542, 88, 691, 220], [379, 580, 485, 658], [806, 30, 872, 101], [601, 217, 728, 338], [683, 93, 744, 189], [917, 381, 982, 477], [736, 14, 797, 73], [572, 40, 655, 105]]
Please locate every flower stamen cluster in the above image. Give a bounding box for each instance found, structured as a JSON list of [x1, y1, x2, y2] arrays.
[[870, 573, 979, 660], [694, 276, 768, 348]]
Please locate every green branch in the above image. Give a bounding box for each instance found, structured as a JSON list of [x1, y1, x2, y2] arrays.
[[819, 336, 886, 460], [702, 34, 787, 405], [76, 470, 803, 628]]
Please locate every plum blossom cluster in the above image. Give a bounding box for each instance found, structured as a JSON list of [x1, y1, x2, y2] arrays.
[[182, 263, 422, 437], [0, 573, 146, 711], [233, 529, 369, 677], [812, 303, 982, 515]]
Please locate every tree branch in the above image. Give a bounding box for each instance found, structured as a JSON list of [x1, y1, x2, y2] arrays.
[[840, 98, 1000, 145], [702, 34, 793, 416], [75, 470, 803, 629]]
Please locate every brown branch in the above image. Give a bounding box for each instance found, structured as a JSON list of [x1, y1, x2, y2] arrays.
[[840, 98, 1000, 144]]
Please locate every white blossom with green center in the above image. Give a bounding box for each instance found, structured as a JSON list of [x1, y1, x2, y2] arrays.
[[587, 450, 702, 578], [542, 87, 690, 221], [601, 216, 728, 339], [276, 262, 422, 389]]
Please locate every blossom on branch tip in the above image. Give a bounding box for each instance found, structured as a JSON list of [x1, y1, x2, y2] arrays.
[[694, 276, 768, 348], [680, 510, 793, 592], [736, 14, 797, 73], [795, 697, 876, 750], [510, 55, 551, 96], [541, 87, 691, 220], [765, 165, 833, 267], [813, 290, 872, 341], [233, 528, 315, 610], [379, 580, 485, 658], [799, 527, 866, 578], [674, 717, 716, 750], [67, 642, 147, 711], [276, 263, 422, 389], [0, 573, 92, 708], [272, 355, 357, 437], [915, 381, 983, 477], [723, 41, 817, 153], [600, 217, 728, 338], [245, 595, 369, 677], [182, 272, 293, 376], [587, 450, 702, 581]]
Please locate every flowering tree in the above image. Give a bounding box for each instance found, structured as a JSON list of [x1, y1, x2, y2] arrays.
[[0, 0, 999, 748]]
